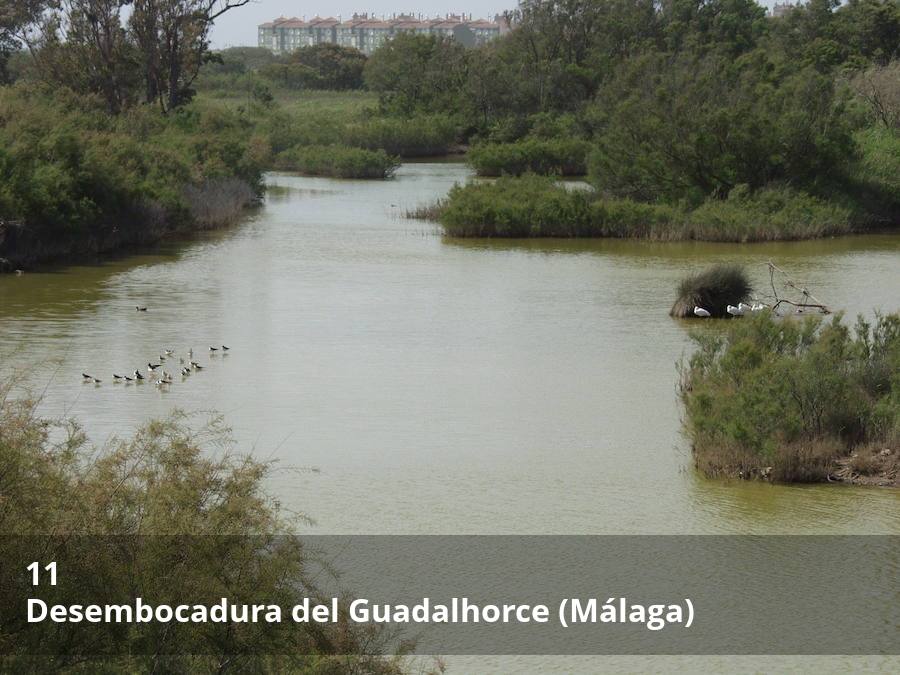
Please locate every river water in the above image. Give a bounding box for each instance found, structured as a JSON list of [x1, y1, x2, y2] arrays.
[[1, 163, 898, 670]]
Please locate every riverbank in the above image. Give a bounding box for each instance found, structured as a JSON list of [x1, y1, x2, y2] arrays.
[[681, 312, 900, 485], [0, 84, 265, 272]]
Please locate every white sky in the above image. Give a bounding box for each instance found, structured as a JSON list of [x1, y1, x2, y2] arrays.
[[209, 0, 785, 49], [210, 1, 514, 48]]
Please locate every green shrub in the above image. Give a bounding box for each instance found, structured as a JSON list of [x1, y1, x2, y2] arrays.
[[258, 109, 458, 158], [273, 144, 400, 179], [345, 114, 459, 157], [430, 177, 858, 242], [0, 383, 409, 669], [438, 176, 595, 237], [0, 83, 265, 239], [686, 185, 854, 241], [680, 312, 900, 482], [467, 138, 591, 176]]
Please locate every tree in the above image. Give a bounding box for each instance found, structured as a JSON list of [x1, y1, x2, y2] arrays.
[[587, 50, 856, 202], [130, 0, 252, 112], [364, 33, 467, 115], [289, 43, 366, 90]]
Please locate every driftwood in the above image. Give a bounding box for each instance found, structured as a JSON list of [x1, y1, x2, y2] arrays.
[[758, 262, 831, 315]]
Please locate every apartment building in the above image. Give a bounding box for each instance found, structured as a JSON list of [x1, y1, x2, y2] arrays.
[[259, 12, 504, 55]]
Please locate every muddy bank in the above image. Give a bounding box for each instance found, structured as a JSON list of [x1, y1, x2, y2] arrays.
[[697, 445, 899, 488], [0, 179, 255, 272]]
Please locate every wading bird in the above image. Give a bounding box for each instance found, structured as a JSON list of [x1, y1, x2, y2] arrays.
[[135, 306, 148, 312], [726, 304, 745, 317], [693, 307, 711, 318]]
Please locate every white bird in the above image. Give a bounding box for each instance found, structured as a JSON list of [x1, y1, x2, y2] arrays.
[[726, 304, 745, 317], [751, 302, 768, 313], [164, 349, 174, 356], [693, 306, 711, 318], [738, 302, 752, 313]]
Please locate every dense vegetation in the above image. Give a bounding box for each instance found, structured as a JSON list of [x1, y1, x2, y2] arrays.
[[274, 145, 400, 179], [381, 0, 900, 239], [0, 379, 414, 669], [680, 312, 900, 483], [428, 176, 855, 241], [467, 138, 590, 176], [3, 0, 900, 267]]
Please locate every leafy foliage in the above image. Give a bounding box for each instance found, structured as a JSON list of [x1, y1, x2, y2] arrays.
[[273, 145, 400, 179], [681, 312, 900, 481], [468, 138, 590, 176], [431, 177, 854, 241]]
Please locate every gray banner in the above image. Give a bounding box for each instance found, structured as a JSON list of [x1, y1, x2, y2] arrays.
[[1, 536, 897, 655]]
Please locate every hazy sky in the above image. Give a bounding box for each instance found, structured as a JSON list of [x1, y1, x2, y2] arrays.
[[211, 1, 514, 48]]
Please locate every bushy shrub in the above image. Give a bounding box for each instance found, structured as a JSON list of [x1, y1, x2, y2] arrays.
[[0, 84, 265, 240], [467, 138, 591, 176], [438, 176, 595, 237], [680, 312, 900, 482], [273, 145, 400, 179], [0, 383, 410, 669], [430, 177, 858, 242], [670, 265, 752, 319], [345, 114, 460, 157], [258, 109, 458, 158], [686, 185, 854, 241]]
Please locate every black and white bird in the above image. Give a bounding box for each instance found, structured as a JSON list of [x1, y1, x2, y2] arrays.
[[135, 306, 148, 312], [164, 349, 174, 356], [147, 362, 161, 372], [190, 361, 203, 371], [221, 345, 229, 351], [82, 373, 94, 380], [91, 377, 101, 384], [209, 346, 219, 352], [133, 370, 145, 380], [181, 367, 191, 376], [124, 375, 134, 382], [159, 354, 168, 362]]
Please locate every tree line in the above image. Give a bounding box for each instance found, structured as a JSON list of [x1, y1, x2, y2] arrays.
[[2, 0, 251, 112]]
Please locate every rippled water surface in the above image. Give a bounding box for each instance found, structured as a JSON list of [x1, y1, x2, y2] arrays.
[[1, 163, 899, 670]]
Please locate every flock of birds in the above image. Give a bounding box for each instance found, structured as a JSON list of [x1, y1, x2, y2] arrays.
[[693, 301, 769, 318], [79, 306, 229, 387]]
